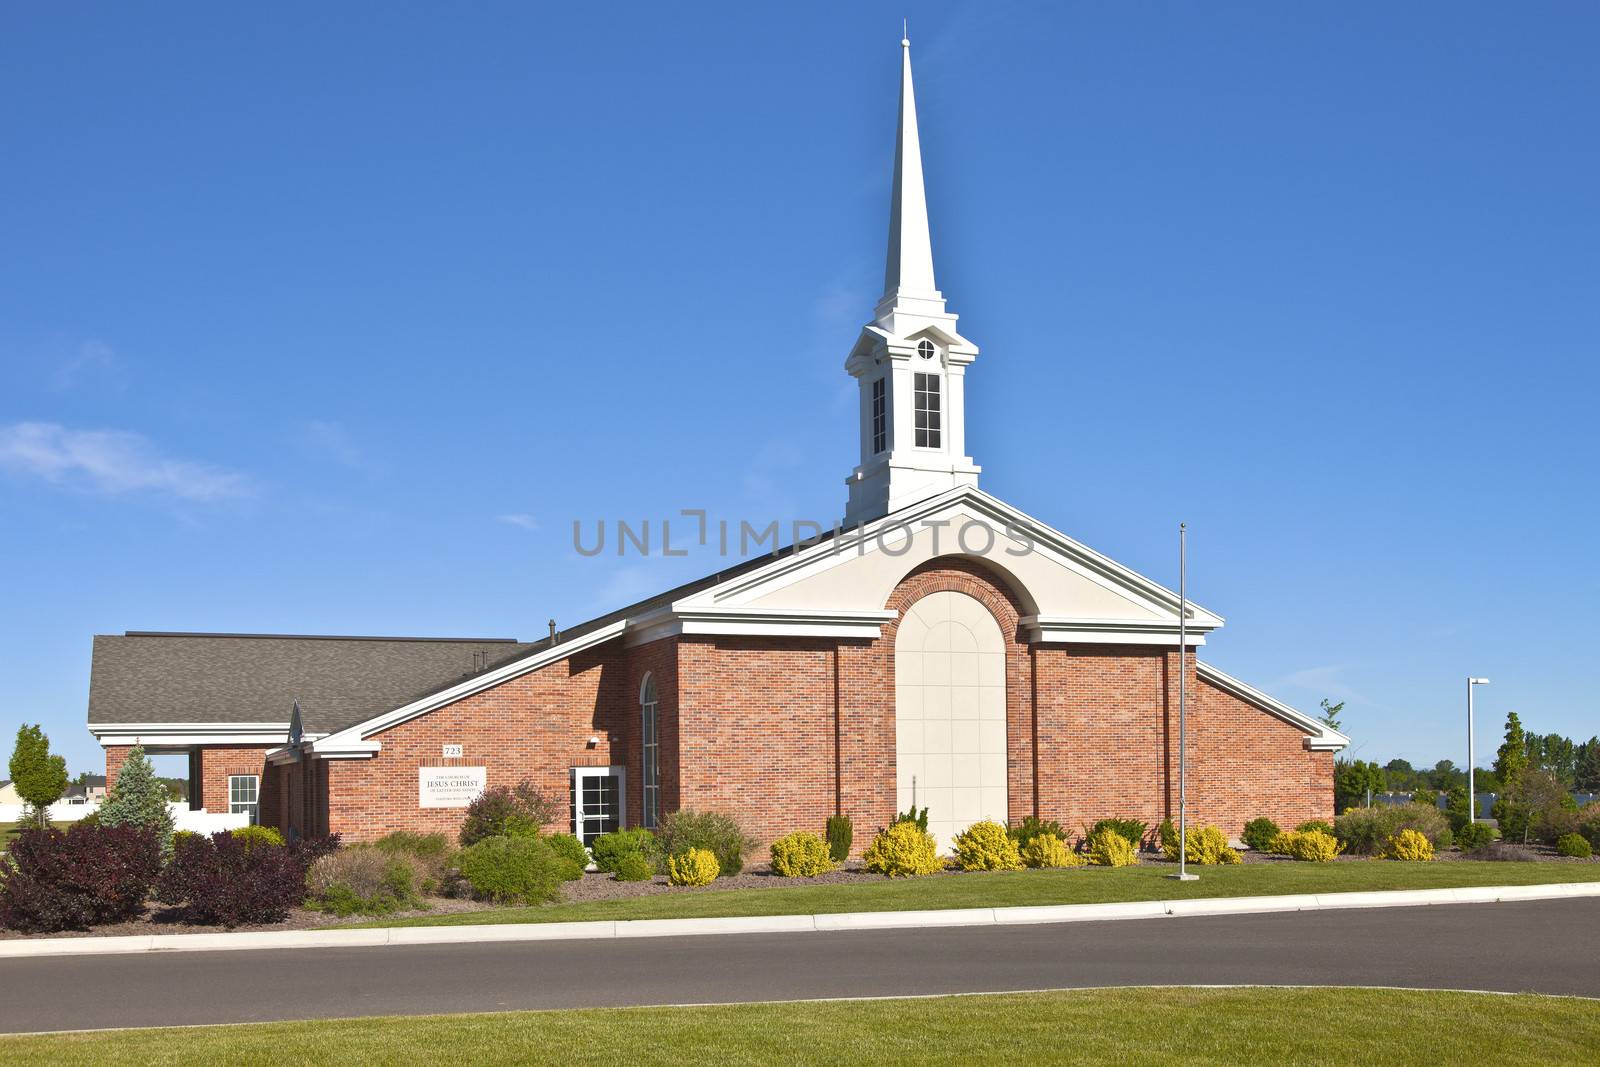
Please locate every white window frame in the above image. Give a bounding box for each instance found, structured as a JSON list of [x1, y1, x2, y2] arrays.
[[640, 674, 660, 829], [571, 765, 626, 845], [914, 371, 942, 449], [228, 774, 260, 825], [870, 377, 887, 455]]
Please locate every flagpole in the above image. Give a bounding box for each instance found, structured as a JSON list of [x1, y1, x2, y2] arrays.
[[1170, 522, 1198, 881]]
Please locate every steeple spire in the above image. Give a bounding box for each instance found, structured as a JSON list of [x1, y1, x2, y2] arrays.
[[843, 34, 981, 527], [881, 35, 939, 310]]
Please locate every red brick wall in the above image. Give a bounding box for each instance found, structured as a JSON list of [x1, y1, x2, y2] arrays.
[[322, 643, 636, 840], [199, 557, 1332, 847], [104, 743, 279, 824]]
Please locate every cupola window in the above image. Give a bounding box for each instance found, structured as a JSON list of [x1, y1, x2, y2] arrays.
[[914, 371, 942, 448], [917, 338, 937, 360]]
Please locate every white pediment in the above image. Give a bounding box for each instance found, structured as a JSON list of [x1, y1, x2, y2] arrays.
[[662, 487, 1221, 646]]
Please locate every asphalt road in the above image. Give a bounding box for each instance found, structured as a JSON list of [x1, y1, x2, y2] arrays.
[[1, 899, 1595, 1034]]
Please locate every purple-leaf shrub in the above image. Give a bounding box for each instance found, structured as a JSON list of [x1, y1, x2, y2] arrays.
[[156, 831, 308, 926], [0, 825, 161, 932]]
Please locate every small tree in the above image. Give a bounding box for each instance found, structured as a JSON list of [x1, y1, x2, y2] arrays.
[[98, 745, 175, 848], [1318, 699, 1346, 733], [1334, 759, 1385, 814], [8, 724, 68, 830], [1493, 712, 1529, 793]]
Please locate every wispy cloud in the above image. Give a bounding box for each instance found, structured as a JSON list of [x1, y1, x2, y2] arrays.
[[0, 422, 249, 500], [50, 340, 121, 391], [498, 514, 540, 531], [297, 420, 372, 472], [1273, 664, 1369, 706]]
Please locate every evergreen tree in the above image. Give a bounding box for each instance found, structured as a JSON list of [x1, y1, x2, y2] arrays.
[[1576, 737, 1600, 793], [1493, 712, 1529, 792], [7, 724, 68, 830], [98, 745, 175, 846]]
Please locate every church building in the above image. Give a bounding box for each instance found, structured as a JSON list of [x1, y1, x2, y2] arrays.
[[87, 40, 1347, 850]]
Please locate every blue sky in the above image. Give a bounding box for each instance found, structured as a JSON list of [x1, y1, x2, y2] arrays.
[[2, 4, 1597, 776]]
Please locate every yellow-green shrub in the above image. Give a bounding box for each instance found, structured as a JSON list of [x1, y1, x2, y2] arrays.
[[1161, 824, 1241, 865], [1086, 828, 1138, 867], [952, 820, 1023, 872], [666, 847, 720, 886], [1019, 832, 1085, 869], [1382, 828, 1435, 862], [769, 831, 835, 877], [862, 821, 943, 877], [1269, 829, 1344, 862], [230, 824, 285, 851]]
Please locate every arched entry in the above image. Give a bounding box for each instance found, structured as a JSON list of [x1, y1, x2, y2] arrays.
[[894, 589, 1007, 850]]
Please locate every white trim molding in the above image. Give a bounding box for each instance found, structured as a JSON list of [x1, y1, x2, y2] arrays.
[[1196, 661, 1351, 752], [624, 605, 898, 647], [1020, 615, 1214, 647], [90, 722, 291, 747]]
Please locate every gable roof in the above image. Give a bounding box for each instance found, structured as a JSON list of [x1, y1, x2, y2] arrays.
[[88, 632, 539, 738]]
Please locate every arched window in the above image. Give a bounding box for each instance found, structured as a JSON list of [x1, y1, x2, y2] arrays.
[[640, 674, 659, 828]]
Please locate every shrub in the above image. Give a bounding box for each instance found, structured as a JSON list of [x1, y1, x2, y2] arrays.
[[457, 836, 567, 905], [1270, 829, 1343, 862], [1454, 822, 1499, 853], [372, 831, 454, 893], [1158, 818, 1177, 854], [541, 832, 590, 880], [1163, 825, 1241, 865], [1085, 828, 1138, 867], [1579, 803, 1600, 851], [770, 831, 836, 877], [893, 806, 930, 833], [1086, 818, 1148, 852], [1382, 828, 1435, 862], [1334, 803, 1448, 856], [952, 821, 1023, 872], [1555, 833, 1593, 859], [1412, 788, 1440, 809], [1010, 816, 1068, 853], [156, 832, 307, 925], [0, 825, 160, 932], [825, 814, 853, 863], [862, 821, 943, 877], [613, 851, 655, 882], [591, 828, 660, 873], [1019, 833, 1084, 869], [667, 847, 720, 887], [97, 745, 174, 851], [656, 810, 754, 877], [1444, 786, 1473, 833], [1241, 818, 1281, 853], [231, 824, 286, 851], [305, 847, 423, 915], [1295, 820, 1335, 837], [458, 781, 558, 846], [1435, 827, 1454, 851]]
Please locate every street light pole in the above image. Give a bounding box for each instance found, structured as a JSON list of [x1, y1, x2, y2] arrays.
[[1169, 523, 1197, 881], [1467, 677, 1490, 824]]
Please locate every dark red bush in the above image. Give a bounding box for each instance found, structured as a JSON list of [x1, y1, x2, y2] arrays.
[[0, 824, 161, 932], [155, 832, 309, 926]]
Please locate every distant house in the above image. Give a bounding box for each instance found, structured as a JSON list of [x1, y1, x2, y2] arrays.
[[0, 780, 21, 805]]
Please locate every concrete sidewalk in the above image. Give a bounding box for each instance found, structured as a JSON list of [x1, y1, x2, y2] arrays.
[[3, 879, 1597, 960]]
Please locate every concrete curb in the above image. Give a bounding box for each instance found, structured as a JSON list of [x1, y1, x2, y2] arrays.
[[2, 881, 1597, 960]]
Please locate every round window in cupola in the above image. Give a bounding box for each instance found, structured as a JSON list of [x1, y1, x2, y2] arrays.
[[917, 338, 937, 360]]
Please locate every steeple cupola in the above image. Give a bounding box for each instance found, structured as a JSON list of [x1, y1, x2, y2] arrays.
[[844, 36, 980, 527]]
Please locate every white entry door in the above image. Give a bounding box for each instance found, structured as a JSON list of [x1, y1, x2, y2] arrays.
[[571, 766, 625, 847], [894, 590, 1008, 851]]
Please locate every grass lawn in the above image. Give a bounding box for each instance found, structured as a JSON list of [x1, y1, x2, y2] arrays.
[[343, 860, 1600, 929], [4, 987, 1597, 1065]]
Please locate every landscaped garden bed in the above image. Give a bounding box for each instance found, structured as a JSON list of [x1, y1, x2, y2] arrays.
[[4, 746, 1598, 941]]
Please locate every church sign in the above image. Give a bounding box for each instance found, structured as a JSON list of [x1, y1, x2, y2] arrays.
[[418, 766, 487, 808]]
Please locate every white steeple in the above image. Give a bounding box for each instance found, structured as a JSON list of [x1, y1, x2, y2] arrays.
[[844, 35, 980, 527]]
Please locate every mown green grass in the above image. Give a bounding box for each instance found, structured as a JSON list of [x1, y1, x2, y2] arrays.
[[342, 859, 1600, 929], [3, 987, 1596, 1066]]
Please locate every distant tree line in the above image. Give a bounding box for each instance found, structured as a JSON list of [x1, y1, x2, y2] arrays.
[[1337, 716, 1600, 815]]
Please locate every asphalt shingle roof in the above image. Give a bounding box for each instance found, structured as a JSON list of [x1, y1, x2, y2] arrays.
[[87, 632, 540, 735]]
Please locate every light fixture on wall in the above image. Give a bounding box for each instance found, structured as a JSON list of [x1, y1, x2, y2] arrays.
[[587, 735, 600, 748]]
